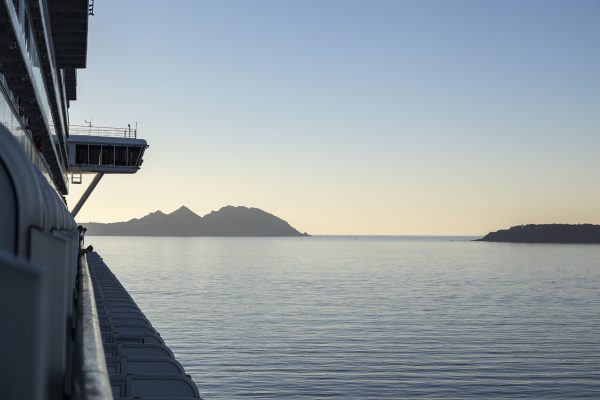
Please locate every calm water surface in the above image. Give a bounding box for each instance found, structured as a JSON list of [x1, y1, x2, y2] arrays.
[[89, 236, 600, 399]]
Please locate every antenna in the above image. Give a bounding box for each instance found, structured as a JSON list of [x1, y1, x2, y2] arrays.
[[84, 119, 92, 134]]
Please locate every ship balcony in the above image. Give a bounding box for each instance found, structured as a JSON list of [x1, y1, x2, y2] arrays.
[[67, 125, 148, 174]]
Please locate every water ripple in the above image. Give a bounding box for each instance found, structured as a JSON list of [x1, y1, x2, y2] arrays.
[[89, 237, 600, 399]]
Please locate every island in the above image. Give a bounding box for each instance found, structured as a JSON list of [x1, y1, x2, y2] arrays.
[[477, 224, 600, 244], [82, 205, 309, 237]]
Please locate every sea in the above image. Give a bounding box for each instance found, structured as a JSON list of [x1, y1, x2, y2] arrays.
[[88, 236, 600, 399]]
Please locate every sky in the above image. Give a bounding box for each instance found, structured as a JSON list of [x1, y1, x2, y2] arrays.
[[66, 0, 600, 235]]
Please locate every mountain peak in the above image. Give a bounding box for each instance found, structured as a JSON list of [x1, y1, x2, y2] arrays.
[[217, 205, 250, 212], [143, 210, 167, 219], [170, 205, 198, 216]]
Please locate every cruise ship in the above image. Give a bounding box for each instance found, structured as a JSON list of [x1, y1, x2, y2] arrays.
[[0, 1, 201, 398]]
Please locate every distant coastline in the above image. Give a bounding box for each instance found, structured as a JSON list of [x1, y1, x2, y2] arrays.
[[83, 205, 309, 237], [478, 224, 600, 244]]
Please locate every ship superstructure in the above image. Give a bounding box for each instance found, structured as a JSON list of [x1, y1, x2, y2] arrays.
[[0, 1, 199, 398]]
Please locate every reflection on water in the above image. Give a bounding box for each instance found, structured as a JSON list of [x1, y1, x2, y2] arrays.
[[89, 236, 600, 399]]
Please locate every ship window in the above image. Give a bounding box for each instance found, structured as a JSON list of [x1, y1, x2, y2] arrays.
[[89, 145, 101, 165], [128, 146, 142, 166], [101, 146, 114, 165], [75, 145, 88, 164], [115, 146, 127, 166]]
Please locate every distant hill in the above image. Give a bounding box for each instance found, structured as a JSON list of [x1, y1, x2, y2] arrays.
[[83, 206, 308, 237], [478, 224, 600, 244]]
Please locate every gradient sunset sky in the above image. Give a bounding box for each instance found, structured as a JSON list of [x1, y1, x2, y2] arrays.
[[66, 0, 600, 235]]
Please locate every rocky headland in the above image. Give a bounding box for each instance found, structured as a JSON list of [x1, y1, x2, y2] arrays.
[[478, 224, 600, 244]]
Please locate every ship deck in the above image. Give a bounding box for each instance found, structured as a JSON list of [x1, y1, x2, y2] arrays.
[[87, 252, 202, 399]]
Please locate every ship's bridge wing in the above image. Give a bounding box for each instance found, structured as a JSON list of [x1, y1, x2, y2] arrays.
[[67, 135, 148, 173], [66, 124, 149, 217], [66, 125, 148, 174]]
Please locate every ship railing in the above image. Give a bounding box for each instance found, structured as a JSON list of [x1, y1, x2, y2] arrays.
[[69, 124, 138, 139], [71, 252, 112, 399]]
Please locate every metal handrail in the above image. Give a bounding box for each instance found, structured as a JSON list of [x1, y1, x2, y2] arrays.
[[71, 253, 113, 400], [70, 124, 137, 139]]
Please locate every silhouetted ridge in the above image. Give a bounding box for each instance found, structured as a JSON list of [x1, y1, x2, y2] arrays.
[[83, 206, 307, 237], [200, 206, 301, 236], [478, 224, 600, 244]]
